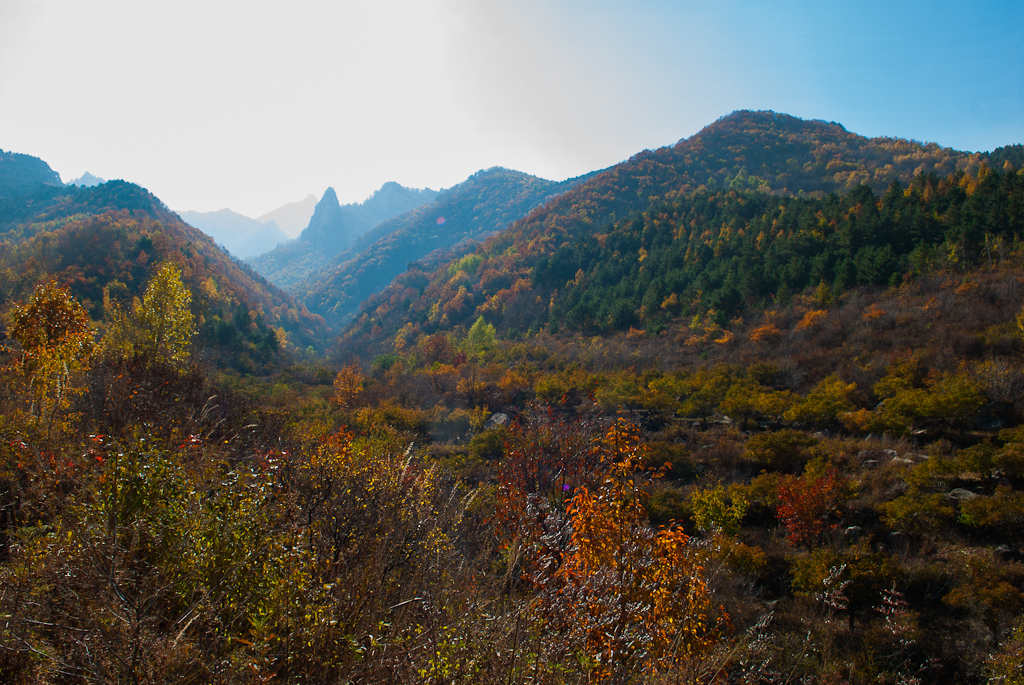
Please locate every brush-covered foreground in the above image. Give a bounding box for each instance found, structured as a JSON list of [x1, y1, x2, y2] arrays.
[[3, 257, 1024, 684]]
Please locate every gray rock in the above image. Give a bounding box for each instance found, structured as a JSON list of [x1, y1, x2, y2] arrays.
[[844, 526, 865, 542], [485, 413, 509, 430], [946, 488, 979, 501]]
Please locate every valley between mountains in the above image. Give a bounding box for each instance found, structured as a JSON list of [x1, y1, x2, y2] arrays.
[[2, 110, 1024, 683]]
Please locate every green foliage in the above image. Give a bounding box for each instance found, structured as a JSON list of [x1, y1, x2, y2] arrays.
[[744, 429, 819, 471], [958, 485, 1024, 533], [878, 487, 956, 537], [871, 370, 986, 435], [449, 253, 483, 277], [690, 483, 748, 536], [926, 371, 986, 425], [873, 356, 924, 400], [645, 486, 688, 527], [679, 368, 731, 428], [467, 427, 505, 461], [790, 548, 844, 599], [718, 379, 763, 428], [354, 400, 430, 433], [733, 471, 783, 519], [784, 375, 856, 428], [465, 316, 497, 358]]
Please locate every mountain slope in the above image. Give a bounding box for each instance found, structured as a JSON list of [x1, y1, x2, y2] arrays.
[[338, 110, 995, 351], [0, 179, 178, 239], [179, 208, 289, 258], [0, 174, 328, 361], [249, 183, 438, 287], [295, 167, 597, 330], [0, 149, 63, 199]]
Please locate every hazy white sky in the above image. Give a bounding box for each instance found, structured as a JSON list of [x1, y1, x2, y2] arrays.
[[2, 0, 1021, 217]]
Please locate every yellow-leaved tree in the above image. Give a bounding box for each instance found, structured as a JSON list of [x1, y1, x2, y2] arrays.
[[7, 280, 96, 435], [137, 262, 196, 366], [103, 262, 196, 367]]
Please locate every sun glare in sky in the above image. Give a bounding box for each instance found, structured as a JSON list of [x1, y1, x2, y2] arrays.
[[1, 0, 1021, 217]]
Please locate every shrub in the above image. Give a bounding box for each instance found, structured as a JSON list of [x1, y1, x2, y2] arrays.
[[745, 429, 819, 472], [690, 483, 749, 537]]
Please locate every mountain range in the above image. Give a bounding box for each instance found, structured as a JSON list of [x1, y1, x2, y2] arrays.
[[178, 208, 290, 259], [4, 110, 1024, 685], [249, 183, 439, 288], [293, 167, 598, 330], [5, 110, 1023, 352], [255, 194, 318, 238]]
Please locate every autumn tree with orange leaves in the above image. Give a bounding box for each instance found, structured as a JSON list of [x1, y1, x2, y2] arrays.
[[777, 464, 849, 550], [501, 417, 728, 682]]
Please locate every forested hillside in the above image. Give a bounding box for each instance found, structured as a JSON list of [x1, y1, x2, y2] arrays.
[[341, 111, 999, 350], [0, 149, 63, 199], [0, 177, 328, 370]]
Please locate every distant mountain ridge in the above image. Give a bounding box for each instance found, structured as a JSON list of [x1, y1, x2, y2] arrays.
[[178, 208, 289, 259], [67, 171, 105, 187], [256, 194, 318, 238], [294, 167, 598, 330], [249, 182, 438, 288]]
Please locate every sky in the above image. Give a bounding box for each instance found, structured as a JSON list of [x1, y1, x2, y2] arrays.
[[1, 0, 1022, 218]]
